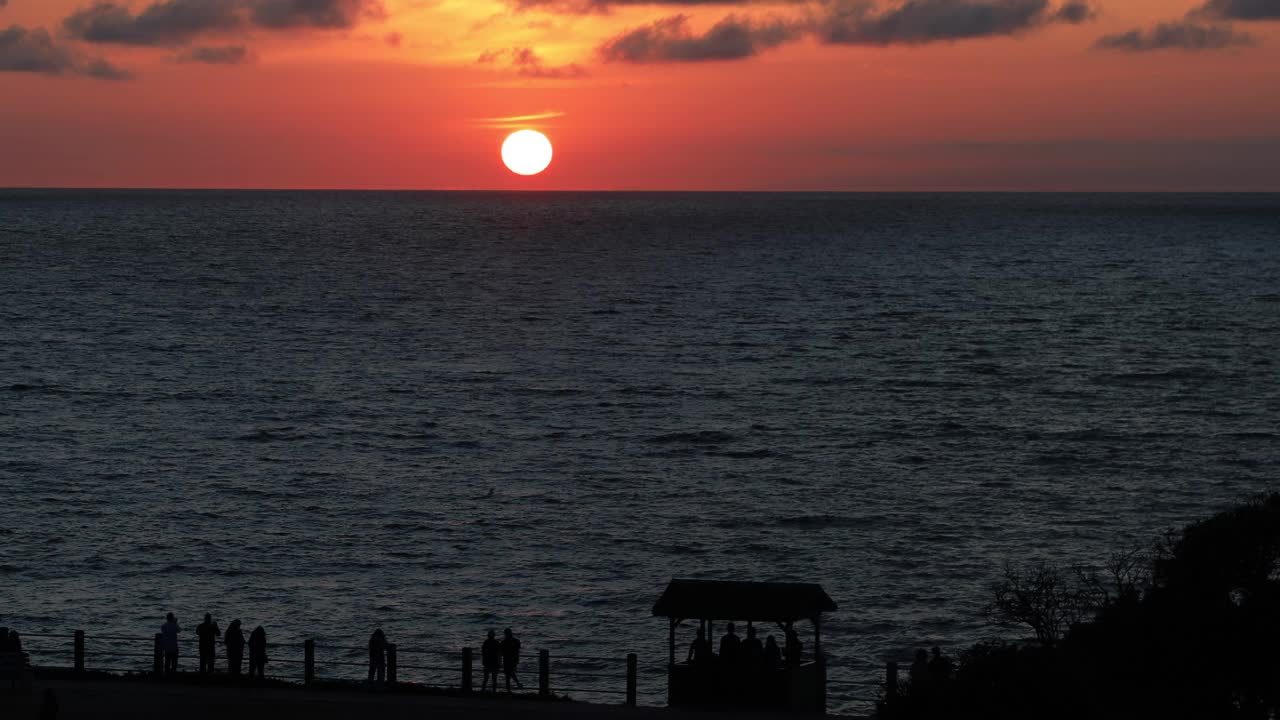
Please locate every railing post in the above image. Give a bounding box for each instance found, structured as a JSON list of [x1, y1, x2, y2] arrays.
[[462, 647, 473, 693], [74, 630, 85, 674], [387, 643, 397, 686], [539, 649, 550, 697], [626, 653, 637, 707], [153, 633, 163, 677], [304, 639, 315, 685], [886, 661, 899, 698]]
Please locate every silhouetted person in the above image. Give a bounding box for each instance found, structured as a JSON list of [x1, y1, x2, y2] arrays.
[[481, 630, 501, 692], [784, 627, 803, 667], [38, 688, 58, 720], [501, 628, 522, 691], [368, 629, 387, 685], [687, 627, 711, 665], [196, 613, 220, 674], [742, 626, 764, 669], [224, 620, 245, 676], [764, 635, 782, 669], [909, 649, 930, 689], [719, 623, 741, 667], [160, 613, 181, 676], [928, 646, 952, 684], [247, 626, 267, 680], [8, 630, 21, 654]]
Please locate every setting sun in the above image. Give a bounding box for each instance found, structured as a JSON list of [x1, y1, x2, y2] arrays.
[[501, 130, 554, 177]]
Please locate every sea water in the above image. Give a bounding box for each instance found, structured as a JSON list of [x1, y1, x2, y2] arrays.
[[2, 191, 1278, 711]]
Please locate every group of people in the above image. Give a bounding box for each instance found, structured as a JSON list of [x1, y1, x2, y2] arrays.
[[159, 613, 268, 678], [909, 646, 954, 689], [480, 628, 522, 692], [0, 626, 24, 654], [686, 623, 805, 671]]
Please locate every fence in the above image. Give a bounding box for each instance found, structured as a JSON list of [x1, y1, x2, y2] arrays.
[[16, 631, 892, 715], [17, 631, 642, 706]]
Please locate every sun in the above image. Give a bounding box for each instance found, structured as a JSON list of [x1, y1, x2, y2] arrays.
[[501, 130, 553, 176]]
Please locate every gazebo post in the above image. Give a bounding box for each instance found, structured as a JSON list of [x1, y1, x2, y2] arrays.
[[669, 617, 676, 667], [813, 615, 822, 660], [814, 615, 826, 713]]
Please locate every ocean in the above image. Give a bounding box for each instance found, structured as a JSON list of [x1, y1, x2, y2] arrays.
[[2, 191, 1278, 712]]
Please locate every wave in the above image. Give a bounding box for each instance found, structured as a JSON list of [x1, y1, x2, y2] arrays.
[[712, 448, 774, 459], [1091, 367, 1224, 385], [646, 430, 736, 444], [234, 429, 312, 443], [776, 514, 873, 529]]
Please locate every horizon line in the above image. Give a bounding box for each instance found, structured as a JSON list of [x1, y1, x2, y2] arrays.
[[4, 187, 1280, 194]]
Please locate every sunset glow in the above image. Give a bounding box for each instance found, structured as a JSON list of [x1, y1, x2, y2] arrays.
[[1, 0, 1278, 189]]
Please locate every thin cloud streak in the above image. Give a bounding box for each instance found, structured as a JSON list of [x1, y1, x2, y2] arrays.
[[473, 110, 568, 128]]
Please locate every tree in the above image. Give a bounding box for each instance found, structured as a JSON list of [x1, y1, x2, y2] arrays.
[[986, 560, 1100, 647]]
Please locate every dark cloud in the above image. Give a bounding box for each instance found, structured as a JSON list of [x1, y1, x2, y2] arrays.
[[478, 46, 587, 77], [1195, 0, 1280, 20], [599, 13, 799, 62], [510, 46, 588, 77], [63, 0, 385, 46], [1095, 21, 1253, 51], [248, 0, 385, 29], [817, 0, 1088, 45], [82, 56, 134, 77], [0, 24, 131, 78], [64, 0, 243, 45], [0, 1, 9, 8], [175, 43, 250, 62], [1054, 1, 1094, 23], [511, 0, 808, 13]]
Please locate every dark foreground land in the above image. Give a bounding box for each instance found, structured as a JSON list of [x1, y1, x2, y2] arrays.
[[3, 677, 858, 720]]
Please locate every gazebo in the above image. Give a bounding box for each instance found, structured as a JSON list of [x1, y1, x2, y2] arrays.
[[652, 579, 838, 713]]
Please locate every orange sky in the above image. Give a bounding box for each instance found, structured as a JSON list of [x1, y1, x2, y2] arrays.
[[2, 0, 1279, 190]]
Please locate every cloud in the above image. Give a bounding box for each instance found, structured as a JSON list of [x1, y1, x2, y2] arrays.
[[0, 24, 131, 78], [511, 46, 588, 77], [1195, 0, 1280, 20], [175, 43, 251, 62], [1095, 21, 1253, 51], [1053, 0, 1094, 23], [248, 0, 385, 29], [600, 13, 800, 62], [64, 0, 242, 46], [510, 0, 809, 13], [63, 0, 385, 46], [817, 0, 1091, 45], [478, 46, 587, 77]]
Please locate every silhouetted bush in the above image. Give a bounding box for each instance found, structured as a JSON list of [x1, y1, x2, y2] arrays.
[[879, 493, 1280, 720]]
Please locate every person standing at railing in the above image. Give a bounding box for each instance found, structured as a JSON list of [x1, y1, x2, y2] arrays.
[[719, 623, 741, 667], [688, 627, 711, 665], [247, 626, 267, 680], [481, 630, 501, 692], [196, 613, 221, 674], [501, 628, 523, 691], [368, 629, 387, 686], [764, 635, 782, 669], [784, 627, 803, 668], [160, 613, 181, 676], [225, 620, 246, 676]]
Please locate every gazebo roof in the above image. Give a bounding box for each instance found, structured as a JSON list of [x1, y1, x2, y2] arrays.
[[652, 579, 837, 623]]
